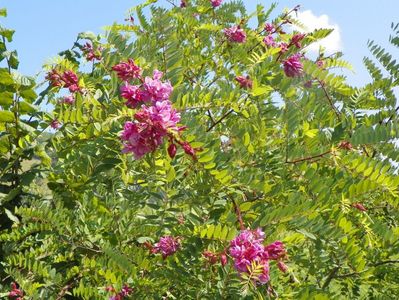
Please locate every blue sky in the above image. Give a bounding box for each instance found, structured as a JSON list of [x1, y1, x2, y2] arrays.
[[1, 0, 398, 86]]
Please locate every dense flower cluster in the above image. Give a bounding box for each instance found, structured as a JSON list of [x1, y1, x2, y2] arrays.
[[106, 285, 133, 300], [46, 69, 81, 93], [121, 101, 181, 158], [263, 35, 276, 47], [112, 59, 196, 159], [153, 236, 181, 258], [283, 54, 303, 77], [112, 59, 142, 81], [229, 229, 287, 284], [82, 42, 102, 61], [8, 282, 24, 300], [210, 0, 223, 7], [224, 26, 246, 43]]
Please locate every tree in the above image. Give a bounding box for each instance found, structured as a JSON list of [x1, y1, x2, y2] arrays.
[[1, 0, 399, 299]]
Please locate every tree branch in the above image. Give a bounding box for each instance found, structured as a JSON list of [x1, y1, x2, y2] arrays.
[[286, 150, 331, 164], [206, 109, 234, 132]]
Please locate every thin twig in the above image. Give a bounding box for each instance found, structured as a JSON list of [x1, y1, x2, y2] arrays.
[[318, 80, 341, 120], [206, 109, 234, 132], [230, 197, 245, 230], [286, 150, 331, 164]]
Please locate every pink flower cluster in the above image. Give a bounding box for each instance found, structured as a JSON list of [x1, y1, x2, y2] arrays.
[[106, 284, 133, 300], [8, 282, 24, 300], [119, 70, 173, 108], [283, 54, 303, 78], [113, 59, 196, 160], [46, 69, 81, 93], [229, 229, 287, 284], [224, 26, 246, 43], [210, 0, 223, 7], [235, 75, 253, 89], [121, 101, 181, 159], [260, 15, 308, 78], [153, 236, 181, 259], [82, 42, 102, 61], [112, 59, 142, 81]]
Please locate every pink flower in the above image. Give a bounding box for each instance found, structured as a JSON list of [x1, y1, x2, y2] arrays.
[[8, 282, 24, 299], [210, 0, 223, 7], [61, 94, 75, 105], [235, 75, 253, 89], [46, 69, 63, 87], [121, 122, 160, 159], [264, 23, 274, 33], [264, 241, 286, 260], [121, 101, 180, 159], [112, 59, 142, 81], [61, 70, 80, 93], [50, 119, 61, 129], [283, 54, 303, 77], [316, 60, 324, 68], [153, 236, 180, 258], [291, 33, 306, 48], [224, 26, 246, 43], [142, 70, 173, 102], [82, 42, 102, 61], [229, 229, 270, 284], [120, 83, 144, 108], [279, 42, 289, 53], [263, 35, 276, 47]]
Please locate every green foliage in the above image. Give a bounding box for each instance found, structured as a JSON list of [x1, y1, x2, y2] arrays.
[[0, 2, 399, 299]]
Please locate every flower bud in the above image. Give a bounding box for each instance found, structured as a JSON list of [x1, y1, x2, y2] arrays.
[[220, 253, 228, 266], [168, 143, 177, 159], [277, 261, 288, 273]]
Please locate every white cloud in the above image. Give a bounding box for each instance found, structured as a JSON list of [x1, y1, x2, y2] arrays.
[[295, 10, 343, 54]]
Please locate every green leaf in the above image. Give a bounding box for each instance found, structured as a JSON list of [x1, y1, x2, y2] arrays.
[[251, 85, 273, 97], [0, 110, 15, 122], [4, 208, 19, 224]]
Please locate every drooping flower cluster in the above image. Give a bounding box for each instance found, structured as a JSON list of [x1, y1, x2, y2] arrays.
[[283, 54, 303, 78], [112, 59, 142, 81], [210, 0, 223, 7], [113, 59, 196, 159], [106, 284, 133, 300], [121, 101, 181, 159], [224, 26, 246, 43], [119, 70, 173, 108], [82, 42, 102, 61], [229, 229, 287, 284], [152, 236, 181, 259], [46, 69, 81, 93], [8, 282, 24, 300]]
